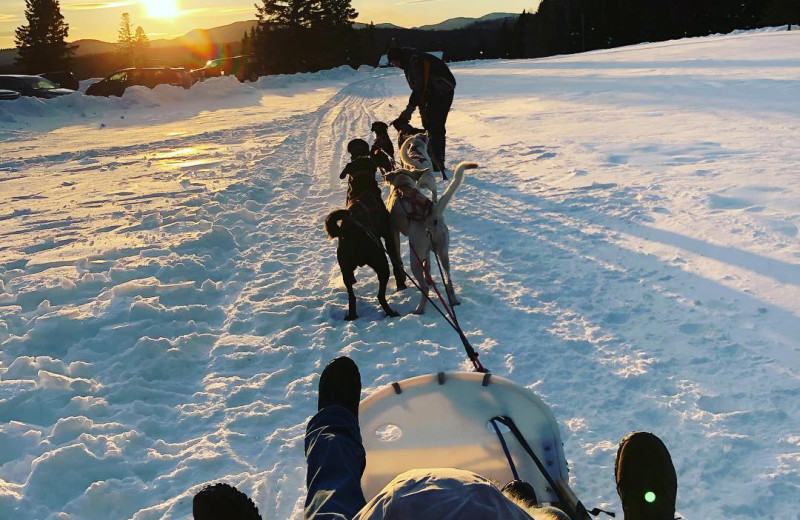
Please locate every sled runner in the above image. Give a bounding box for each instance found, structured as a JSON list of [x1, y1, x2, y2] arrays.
[[360, 371, 591, 518]]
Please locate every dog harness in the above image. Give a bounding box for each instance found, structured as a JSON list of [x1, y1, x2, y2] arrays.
[[347, 193, 388, 232], [391, 186, 433, 222]]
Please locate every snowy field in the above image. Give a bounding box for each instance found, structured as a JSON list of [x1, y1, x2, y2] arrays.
[[1, 28, 799, 519]]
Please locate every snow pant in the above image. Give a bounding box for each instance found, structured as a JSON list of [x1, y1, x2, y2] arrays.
[[304, 405, 367, 519], [420, 87, 454, 178]]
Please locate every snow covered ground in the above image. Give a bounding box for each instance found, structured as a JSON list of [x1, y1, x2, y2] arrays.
[[1, 29, 799, 519]]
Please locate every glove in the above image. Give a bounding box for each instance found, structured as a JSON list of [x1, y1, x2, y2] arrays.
[[398, 106, 414, 122]]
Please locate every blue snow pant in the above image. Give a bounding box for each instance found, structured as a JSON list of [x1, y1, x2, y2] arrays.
[[304, 405, 367, 519]]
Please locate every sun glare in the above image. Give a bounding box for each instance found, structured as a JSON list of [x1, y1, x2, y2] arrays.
[[140, 0, 180, 19]]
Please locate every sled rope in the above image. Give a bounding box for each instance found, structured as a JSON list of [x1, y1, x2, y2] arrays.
[[407, 238, 485, 372], [377, 188, 486, 372], [492, 416, 608, 520], [490, 418, 520, 481], [355, 222, 479, 369]]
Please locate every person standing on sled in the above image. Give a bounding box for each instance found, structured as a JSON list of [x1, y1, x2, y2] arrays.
[[387, 46, 456, 180]]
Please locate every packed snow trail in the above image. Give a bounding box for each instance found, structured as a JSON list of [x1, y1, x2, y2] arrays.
[[1, 31, 800, 520]]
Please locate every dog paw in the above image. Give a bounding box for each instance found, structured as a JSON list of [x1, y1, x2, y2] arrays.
[[412, 308, 425, 315], [344, 313, 358, 321], [386, 309, 400, 318], [396, 282, 408, 291]]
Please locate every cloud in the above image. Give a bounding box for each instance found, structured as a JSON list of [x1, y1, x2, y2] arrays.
[[394, 0, 445, 4], [0, 14, 23, 22], [61, 1, 137, 10]]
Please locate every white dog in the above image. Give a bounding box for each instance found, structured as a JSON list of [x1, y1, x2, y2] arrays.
[[399, 133, 439, 204], [385, 161, 478, 314]]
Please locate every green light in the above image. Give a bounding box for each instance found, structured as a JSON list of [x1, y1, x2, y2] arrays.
[[644, 491, 657, 503]]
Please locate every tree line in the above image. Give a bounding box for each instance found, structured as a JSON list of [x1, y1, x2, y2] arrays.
[[10, 0, 799, 77], [498, 0, 798, 59]]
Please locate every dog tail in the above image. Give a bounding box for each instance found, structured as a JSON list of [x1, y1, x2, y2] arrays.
[[435, 162, 478, 217], [325, 209, 350, 239], [399, 137, 429, 172]]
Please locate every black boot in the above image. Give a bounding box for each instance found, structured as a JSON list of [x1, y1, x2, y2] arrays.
[[615, 431, 677, 520], [317, 356, 361, 417]]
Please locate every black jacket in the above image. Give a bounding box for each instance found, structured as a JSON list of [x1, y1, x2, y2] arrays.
[[398, 48, 456, 111]]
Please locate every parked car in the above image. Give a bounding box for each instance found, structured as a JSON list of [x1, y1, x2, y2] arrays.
[[190, 55, 263, 83], [85, 67, 191, 97], [0, 75, 75, 98], [39, 71, 79, 91], [0, 89, 20, 101]]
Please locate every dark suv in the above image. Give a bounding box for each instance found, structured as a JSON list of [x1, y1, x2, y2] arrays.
[[39, 71, 79, 91], [0, 75, 75, 98], [190, 55, 263, 83], [86, 67, 191, 97]]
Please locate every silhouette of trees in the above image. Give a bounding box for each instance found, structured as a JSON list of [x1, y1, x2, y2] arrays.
[[118, 13, 150, 66], [253, 0, 359, 73], [14, 0, 73, 73], [247, 0, 785, 75]]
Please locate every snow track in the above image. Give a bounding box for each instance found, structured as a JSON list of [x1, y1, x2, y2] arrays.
[[2, 31, 800, 519]]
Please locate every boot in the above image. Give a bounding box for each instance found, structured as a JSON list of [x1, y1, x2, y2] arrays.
[[317, 356, 361, 417], [615, 431, 677, 520]]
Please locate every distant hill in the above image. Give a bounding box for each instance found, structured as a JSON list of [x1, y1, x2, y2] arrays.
[[156, 20, 259, 50], [353, 22, 405, 30], [415, 13, 517, 31]]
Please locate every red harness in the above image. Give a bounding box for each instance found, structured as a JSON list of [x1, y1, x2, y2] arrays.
[[392, 187, 432, 221]]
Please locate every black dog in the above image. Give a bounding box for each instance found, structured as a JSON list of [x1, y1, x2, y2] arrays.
[[325, 186, 405, 320], [370, 121, 396, 173], [391, 117, 426, 151]]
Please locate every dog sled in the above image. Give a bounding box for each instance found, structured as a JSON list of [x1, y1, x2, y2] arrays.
[[359, 371, 595, 519]]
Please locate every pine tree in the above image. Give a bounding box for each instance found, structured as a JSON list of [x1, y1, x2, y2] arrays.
[[14, 0, 73, 73], [118, 12, 135, 66], [257, 0, 319, 29], [319, 0, 358, 27], [133, 26, 150, 66], [762, 0, 800, 27], [241, 30, 250, 54]]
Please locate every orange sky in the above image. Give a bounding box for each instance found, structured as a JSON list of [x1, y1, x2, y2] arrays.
[[0, 0, 539, 48]]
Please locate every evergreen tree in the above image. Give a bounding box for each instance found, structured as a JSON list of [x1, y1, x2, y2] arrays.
[[256, 0, 318, 29], [319, 0, 358, 27], [133, 26, 150, 66], [762, 0, 800, 27], [14, 0, 73, 73], [118, 12, 134, 66], [241, 30, 250, 54]]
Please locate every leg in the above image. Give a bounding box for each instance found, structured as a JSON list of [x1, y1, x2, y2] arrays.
[[434, 229, 459, 306], [409, 233, 430, 314], [424, 89, 454, 179], [382, 229, 406, 291], [344, 281, 358, 321], [338, 248, 358, 321], [305, 358, 367, 519], [372, 253, 399, 318]]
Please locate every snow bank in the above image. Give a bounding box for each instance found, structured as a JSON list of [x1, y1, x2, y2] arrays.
[[0, 65, 372, 128]]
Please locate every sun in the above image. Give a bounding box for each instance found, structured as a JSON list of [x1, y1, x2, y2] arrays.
[[140, 0, 180, 19]]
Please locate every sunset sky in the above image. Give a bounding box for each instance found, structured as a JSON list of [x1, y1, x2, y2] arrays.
[[0, 0, 538, 49]]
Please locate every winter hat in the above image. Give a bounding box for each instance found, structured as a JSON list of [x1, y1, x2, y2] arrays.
[[347, 138, 370, 157]]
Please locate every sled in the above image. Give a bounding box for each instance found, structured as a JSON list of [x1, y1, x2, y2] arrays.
[[360, 371, 591, 518]]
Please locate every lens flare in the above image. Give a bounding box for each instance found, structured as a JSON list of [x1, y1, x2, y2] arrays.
[[644, 491, 657, 503]]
